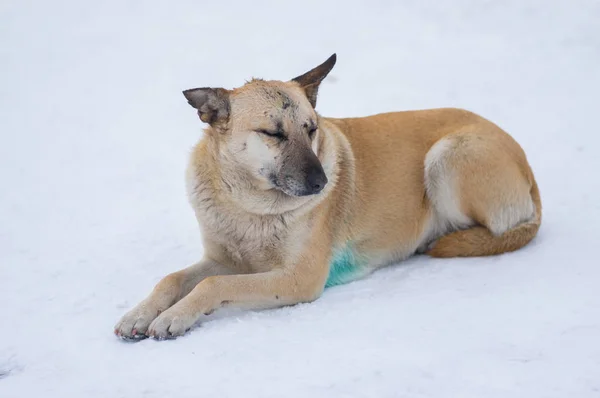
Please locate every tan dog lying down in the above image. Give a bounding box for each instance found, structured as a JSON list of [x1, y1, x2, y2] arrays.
[[115, 54, 541, 340]]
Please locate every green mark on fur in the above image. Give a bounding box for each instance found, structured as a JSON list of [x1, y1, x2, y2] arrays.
[[325, 244, 365, 288]]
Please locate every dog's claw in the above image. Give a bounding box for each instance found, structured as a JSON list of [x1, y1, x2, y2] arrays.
[[114, 326, 148, 342]]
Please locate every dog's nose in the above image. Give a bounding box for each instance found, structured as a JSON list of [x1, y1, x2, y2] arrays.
[[306, 167, 328, 194]]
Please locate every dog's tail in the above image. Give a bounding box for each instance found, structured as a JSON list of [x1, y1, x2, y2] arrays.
[[428, 179, 542, 258]]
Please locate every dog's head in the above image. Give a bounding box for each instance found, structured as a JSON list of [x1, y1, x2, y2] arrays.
[[183, 54, 336, 197]]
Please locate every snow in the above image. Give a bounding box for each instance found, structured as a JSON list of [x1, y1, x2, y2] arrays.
[[1, 0, 599, 397]]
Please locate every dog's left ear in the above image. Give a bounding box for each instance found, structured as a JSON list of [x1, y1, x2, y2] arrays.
[[291, 53, 336, 108], [182, 87, 230, 126]]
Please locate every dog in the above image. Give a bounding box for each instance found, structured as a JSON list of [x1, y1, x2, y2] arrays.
[[114, 53, 541, 340]]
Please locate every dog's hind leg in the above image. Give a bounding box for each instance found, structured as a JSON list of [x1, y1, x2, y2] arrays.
[[424, 132, 541, 258], [114, 258, 235, 340]]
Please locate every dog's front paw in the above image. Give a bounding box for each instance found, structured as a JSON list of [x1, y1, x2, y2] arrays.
[[114, 302, 161, 340], [147, 307, 198, 340]]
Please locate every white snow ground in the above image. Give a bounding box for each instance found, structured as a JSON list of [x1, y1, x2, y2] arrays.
[[1, 1, 599, 397]]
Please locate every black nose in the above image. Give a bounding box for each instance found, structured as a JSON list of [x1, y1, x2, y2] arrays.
[[305, 166, 328, 194]]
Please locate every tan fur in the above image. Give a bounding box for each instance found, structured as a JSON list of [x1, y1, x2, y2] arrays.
[[115, 55, 541, 340]]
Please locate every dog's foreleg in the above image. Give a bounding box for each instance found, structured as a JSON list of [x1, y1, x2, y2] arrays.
[[114, 258, 234, 339], [147, 257, 329, 339]]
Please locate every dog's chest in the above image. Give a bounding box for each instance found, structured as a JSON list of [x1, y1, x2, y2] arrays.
[[188, 181, 295, 268], [210, 211, 292, 268]]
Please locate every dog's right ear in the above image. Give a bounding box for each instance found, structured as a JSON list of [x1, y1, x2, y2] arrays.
[[182, 88, 230, 126], [292, 53, 336, 108]]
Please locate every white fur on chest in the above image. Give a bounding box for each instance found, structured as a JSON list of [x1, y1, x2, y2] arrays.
[[186, 164, 303, 270]]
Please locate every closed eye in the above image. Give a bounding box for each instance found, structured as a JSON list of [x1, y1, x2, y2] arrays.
[[308, 127, 317, 138], [257, 129, 286, 140]]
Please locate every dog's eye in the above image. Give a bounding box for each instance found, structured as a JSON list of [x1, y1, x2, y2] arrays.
[[308, 127, 317, 139], [257, 130, 286, 140]]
